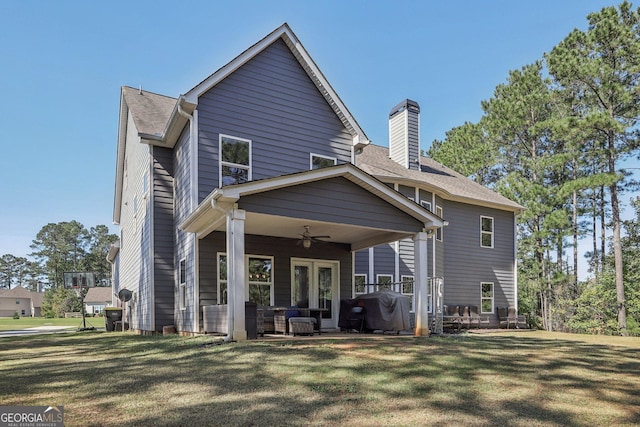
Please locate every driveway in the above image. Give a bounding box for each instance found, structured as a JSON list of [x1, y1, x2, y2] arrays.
[[0, 326, 77, 338]]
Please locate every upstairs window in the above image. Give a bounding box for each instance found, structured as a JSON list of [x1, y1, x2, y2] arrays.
[[421, 200, 432, 212], [481, 216, 494, 248], [220, 134, 252, 186], [310, 153, 337, 170]]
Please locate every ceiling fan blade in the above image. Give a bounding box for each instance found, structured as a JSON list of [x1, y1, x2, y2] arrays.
[[311, 235, 331, 239]]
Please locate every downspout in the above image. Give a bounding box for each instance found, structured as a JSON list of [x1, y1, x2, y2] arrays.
[[211, 192, 235, 342]]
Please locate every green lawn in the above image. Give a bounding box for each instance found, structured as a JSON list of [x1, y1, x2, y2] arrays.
[[0, 316, 101, 331], [0, 331, 638, 426]]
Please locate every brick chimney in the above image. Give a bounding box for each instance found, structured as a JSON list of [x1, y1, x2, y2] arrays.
[[389, 99, 420, 170]]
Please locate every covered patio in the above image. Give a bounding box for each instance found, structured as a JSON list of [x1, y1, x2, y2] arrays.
[[180, 164, 444, 340]]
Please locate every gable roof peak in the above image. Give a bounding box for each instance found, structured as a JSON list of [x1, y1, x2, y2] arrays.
[[184, 23, 369, 149]]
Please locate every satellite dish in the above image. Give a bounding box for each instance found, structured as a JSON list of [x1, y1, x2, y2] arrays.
[[118, 289, 132, 302]]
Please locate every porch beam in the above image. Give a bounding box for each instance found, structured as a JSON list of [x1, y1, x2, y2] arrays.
[[414, 231, 430, 337], [227, 207, 247, 341]]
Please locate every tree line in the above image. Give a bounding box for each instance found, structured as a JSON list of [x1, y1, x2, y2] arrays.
[[0, 220, 118, 317], [428, 2, 640, 336]]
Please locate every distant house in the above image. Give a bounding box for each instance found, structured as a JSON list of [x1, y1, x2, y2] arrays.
[[0, 286, 44, 317], [110, 23, 523, 338], [84, 287, 113, 315]]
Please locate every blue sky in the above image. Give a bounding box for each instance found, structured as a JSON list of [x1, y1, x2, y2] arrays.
[[0, 1, 636, 268]]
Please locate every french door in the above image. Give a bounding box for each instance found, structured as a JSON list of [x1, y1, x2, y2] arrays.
[[291, 259, 339, 329]]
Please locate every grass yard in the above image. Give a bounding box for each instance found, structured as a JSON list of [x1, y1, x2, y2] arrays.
[[0, 331, 638, 427], [0, 316, 97, 331]]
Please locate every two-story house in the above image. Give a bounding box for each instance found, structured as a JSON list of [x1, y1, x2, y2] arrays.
[[111, 23, 522, 338]]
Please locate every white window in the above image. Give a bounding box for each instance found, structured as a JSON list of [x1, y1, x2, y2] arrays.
[[179, 258, 187, 310], [247, 256, 274, 306], [217, 254, 274, 306], [435, 206, 443, 241], [376, 274, 393, 291], [481, 216, 494, 248], [354, 274, 367, 295], [217, 253, 227, 305], [421, 200, 432, 212], [401, 275, 414, 312], [481, 282, 494, 314], [220, 134, 252, 186], [310, 153, 337, 170]]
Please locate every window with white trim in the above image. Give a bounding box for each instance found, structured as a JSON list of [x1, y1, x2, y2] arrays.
[[310, 153, 337, 170], [179, 258, 187, 310], [421, 200, 432, 212], [481, 216, 494, 248], [217, 254, 273, 306], [220, 134, 251, 186], [354, 274, 367, 295], [481, 282, 494, 314], [217, 253, 228, 305], [435, 206, 443, 241], [401, 275, 414, 312], [377, 274, 393, 291], [247, 256, 273, 306]]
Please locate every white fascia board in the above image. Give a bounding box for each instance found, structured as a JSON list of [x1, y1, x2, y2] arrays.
[[113, 91, 129, 225]]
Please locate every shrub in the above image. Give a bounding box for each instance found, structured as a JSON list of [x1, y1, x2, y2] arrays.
[[12, 311, 20, 319]]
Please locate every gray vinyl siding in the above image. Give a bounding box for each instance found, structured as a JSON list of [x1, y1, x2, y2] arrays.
[[151, 146, 175, 331], [419, 189, 433, 210], [354, 251, 369, 276], [442, 201, 515, 310], [398, 238, 414, 277], [407, 110, 420, 171], [397, 184, 415, 200], [435, 196, 445, 278], [239, 177, 424, 233], [173, 127, 196, 333], [198, 232, 352, 331], [373, 244, 395, 278], [197, 38, 353, 201]]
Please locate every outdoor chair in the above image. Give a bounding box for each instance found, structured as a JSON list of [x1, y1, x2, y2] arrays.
[[507, 307, 527, 329], [469, 305, 489, 329], [346, 306, 365, 333], [459, 306, 471, 329]]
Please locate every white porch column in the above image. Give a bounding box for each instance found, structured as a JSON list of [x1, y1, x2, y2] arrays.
[[414, 231, 430, 336], [227, 207, 247, 341]]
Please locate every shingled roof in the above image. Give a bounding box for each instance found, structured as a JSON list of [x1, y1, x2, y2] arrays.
[[356, 144, 523, 212], [121, 86, 176, 137], [84, 287, 113, 304]]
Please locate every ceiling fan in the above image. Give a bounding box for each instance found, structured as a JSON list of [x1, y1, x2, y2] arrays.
[[298, 225, 330, 249]]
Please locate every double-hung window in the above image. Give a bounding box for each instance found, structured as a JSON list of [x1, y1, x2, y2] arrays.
[[179, 258, 187, 310], [247, 256, 273, 306], [220, 134, 252, 186], [377, 274, 393, 291], [481, 282, 494, 314], [217, 254, 274, 306], [401, 275, 414, 311], [310, 153, 336, 170], [481, 216, 494, 248], [354, 274, 367, 296], [218, 253, 228, 305]]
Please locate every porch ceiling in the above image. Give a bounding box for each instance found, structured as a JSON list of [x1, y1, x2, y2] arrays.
[[247, 213, 413, 251]]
